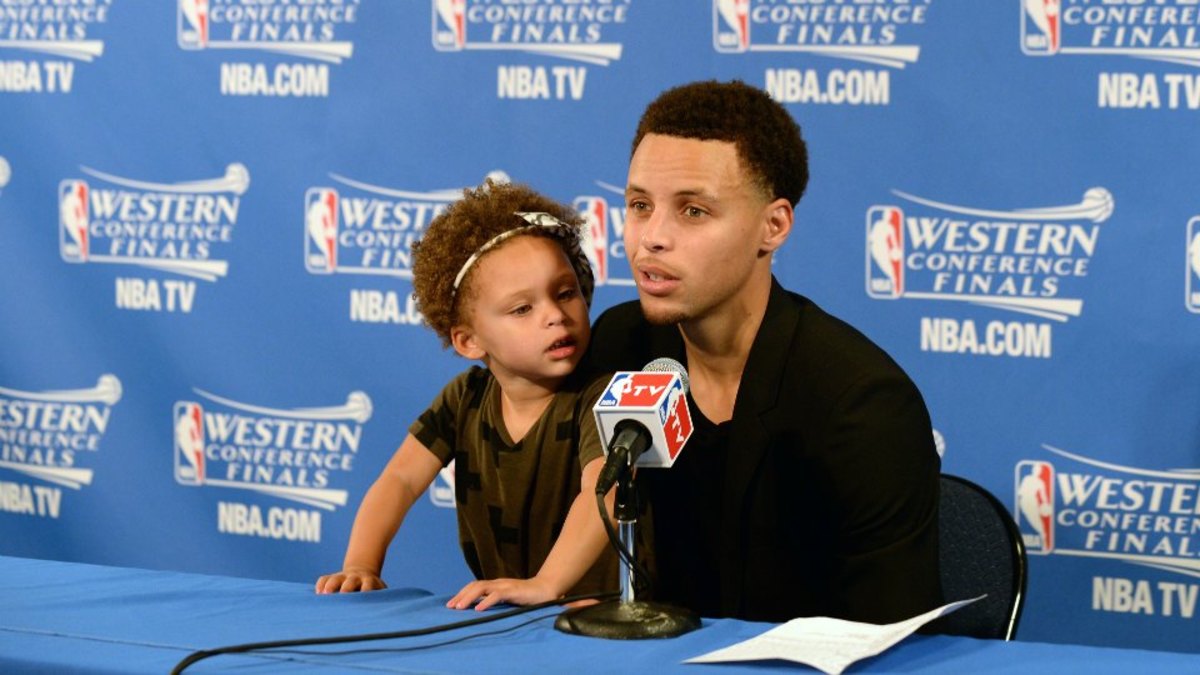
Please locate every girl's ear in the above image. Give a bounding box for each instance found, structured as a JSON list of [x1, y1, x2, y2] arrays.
[[450, 325, 485, 360]]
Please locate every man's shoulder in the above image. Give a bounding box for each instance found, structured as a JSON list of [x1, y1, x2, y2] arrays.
[[775, 287, 914, 389], [587, 300, 666, 373], [764, 287, 935, 458], [593, 299, 646, 332]]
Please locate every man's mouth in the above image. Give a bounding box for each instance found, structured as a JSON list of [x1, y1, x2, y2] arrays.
[[636, 264, 680, 295], [637, 260, 679, 282]]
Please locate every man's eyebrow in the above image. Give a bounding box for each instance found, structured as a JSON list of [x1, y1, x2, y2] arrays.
[[625, 184, 717, 201]]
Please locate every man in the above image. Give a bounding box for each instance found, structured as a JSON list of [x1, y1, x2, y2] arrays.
[[586, 80, 942, 624]]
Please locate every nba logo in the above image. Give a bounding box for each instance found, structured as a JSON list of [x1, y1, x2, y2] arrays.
[[305, 188, 339, 274], [178, 0, 210, 50], [433, 0, 466, 51], [59, 180, 89, 263], [1187, 217, 1200, 313], [174, 402, 206, 485], [1020, 0, 1061, 55], [1014, 460, 1055, 554], [597, 373, 632, 408], [575, 196, 609, 285], [866, 206, 904, 299], [713, 0, 750, 52]]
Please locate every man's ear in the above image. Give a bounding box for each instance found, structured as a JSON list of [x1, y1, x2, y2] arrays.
[[450, 325, 485, 360], [761, 198, 793, 254]]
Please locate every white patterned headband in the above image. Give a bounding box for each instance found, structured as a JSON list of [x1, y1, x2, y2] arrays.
[[451, 211, 595, 306]]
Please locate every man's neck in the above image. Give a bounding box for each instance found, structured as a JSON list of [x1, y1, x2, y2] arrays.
[[677, 277, 771, 423]]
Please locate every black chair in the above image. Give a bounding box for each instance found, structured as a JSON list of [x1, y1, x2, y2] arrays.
[[935, 474, 1027, 640]]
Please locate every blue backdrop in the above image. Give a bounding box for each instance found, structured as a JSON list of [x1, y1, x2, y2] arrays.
[[2, 0, 1198, 655]]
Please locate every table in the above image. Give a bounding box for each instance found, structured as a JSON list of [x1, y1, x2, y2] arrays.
[[0, 555, 1196, 673]]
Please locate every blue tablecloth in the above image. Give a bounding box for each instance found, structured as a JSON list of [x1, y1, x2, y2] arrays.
[[0, 555, 1196, 673]]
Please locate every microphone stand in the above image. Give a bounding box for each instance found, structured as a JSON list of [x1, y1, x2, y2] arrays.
[[554, 462, 700, 639]]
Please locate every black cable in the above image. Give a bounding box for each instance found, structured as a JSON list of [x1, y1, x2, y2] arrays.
[[270, 612, 554, 658], [170, 590, 616, 675], [595, 489, 653, 597]]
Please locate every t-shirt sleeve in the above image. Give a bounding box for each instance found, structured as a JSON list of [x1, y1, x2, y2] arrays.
[[575, 373, 610, 467], [409, 368, 476, 468]]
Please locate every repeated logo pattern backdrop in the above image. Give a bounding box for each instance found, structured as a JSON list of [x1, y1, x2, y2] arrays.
[[1, 1, 1198, 654]]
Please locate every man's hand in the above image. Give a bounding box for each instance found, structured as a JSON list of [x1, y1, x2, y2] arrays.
[[315, 567, 387, 594]]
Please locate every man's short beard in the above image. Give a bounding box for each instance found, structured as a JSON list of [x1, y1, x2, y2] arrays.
[[639, 299, 690, 327]]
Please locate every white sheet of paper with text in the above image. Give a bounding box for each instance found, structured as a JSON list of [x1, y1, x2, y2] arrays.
[[684, 596, 983, 675]]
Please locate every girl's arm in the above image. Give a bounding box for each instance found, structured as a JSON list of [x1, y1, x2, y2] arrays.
[[315, 433, 443, 593]]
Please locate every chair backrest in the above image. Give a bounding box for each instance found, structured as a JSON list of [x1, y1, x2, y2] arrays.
[[936, 474, 1028, 640]]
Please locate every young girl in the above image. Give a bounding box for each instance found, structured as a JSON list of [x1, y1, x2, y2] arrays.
[[316, 180, 616, 610]]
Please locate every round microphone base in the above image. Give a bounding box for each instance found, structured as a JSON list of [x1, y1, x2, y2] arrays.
[[554, 599, 701, 639]]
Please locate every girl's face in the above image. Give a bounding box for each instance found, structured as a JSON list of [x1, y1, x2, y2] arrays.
[[452, 235, 590, 390]]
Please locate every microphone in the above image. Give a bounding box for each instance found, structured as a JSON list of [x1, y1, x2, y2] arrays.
[[555, 357, 701, 640], [593, 358, 694, 494]]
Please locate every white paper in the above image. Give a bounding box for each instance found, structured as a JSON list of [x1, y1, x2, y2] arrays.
[[684, 596, 983, 675]]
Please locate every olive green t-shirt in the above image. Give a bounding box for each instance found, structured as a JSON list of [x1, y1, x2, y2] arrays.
[[411, 366, 616, 595]]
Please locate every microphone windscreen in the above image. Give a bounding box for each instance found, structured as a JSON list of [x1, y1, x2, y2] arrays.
[[642, 357, 689, 393]]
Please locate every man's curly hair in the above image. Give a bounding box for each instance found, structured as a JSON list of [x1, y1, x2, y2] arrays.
[[411, 179, 587, 349], [631, 80, 809, 205]]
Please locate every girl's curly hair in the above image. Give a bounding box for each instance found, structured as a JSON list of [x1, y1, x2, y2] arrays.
[[411, 179, 588, 348]]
